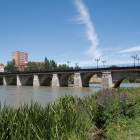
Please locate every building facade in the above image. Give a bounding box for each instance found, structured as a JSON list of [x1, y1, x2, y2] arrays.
[[0, 63, 4, 72], [12, 51, 28, 66], [18, 62, 43, 71]]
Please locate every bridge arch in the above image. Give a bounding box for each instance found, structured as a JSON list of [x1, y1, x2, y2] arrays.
[[40, 75, 52, 86], [0, 77, 3, 85], [112, 72, 140, 88], [9, 77, 17, 85], [59, 74, 72, 86], [24, 77, 33, 86], [81, 73, 98, 87]]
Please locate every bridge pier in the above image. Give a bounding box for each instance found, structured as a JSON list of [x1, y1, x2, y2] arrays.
[[17, 75, 33, 86], [3, 76, 7, 85], [17, 75, 21, 86], [33, 75, 40, 86], [102, 72, 113, 89], [52, 74, 71, 87], [3, 76, 17, 85], [52, 74, 60, 87], [74, 73, 82, 87], [74, 73, 96, 87]]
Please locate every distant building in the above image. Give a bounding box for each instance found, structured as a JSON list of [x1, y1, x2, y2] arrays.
[[18, 61, 43, 71], [33, 61, 43, 65], [0, 63, 4, 72], [17, 62, 28, 71], [12, 51, 28, 66]]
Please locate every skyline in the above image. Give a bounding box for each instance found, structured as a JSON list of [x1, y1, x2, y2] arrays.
[[0, 0, 140, 67]]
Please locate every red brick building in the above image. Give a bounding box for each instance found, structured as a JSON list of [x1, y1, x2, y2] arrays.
[[18, 62, 43, 71], [12, 51, 28, 66]]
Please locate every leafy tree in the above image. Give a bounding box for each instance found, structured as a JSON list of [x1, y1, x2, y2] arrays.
[[69, 75, 74, 84], [43, 57, 57, 70], [58, 64, 67, 70], [97, 73, 102, 77], [37, 63, 45, 71], [43, 57, 50, 70], [49, 60, 57, 70], [4, 60, 18, 72], [24, 62, 45, 71], [75, 66, 81, 69], [129, 77, 135, 83]]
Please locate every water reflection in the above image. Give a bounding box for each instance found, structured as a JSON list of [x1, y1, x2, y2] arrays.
[[0, 83, 140, 109]]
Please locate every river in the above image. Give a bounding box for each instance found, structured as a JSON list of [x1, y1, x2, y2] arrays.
[[0, 83, 140, 109]]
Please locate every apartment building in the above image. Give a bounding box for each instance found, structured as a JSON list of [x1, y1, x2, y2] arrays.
[[12, 51, 28, 65]]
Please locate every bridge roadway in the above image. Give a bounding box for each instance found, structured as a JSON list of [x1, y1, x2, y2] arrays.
[[0, 66, 140, 88]]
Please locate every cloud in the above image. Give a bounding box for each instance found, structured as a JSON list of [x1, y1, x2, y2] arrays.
[[74, 0, 101, 58], [117, 45, 140, 53], [120, 54, 129, 57]]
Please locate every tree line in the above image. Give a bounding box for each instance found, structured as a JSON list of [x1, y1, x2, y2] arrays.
[[4, 57, 80, 72]]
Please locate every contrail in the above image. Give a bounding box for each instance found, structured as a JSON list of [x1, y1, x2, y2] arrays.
[[74, 0, 101, 58]]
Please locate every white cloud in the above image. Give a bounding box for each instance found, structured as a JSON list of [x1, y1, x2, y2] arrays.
[[117, 45, 140, 53], [74, 0, 101, 58], [120, 54, 129, 57]]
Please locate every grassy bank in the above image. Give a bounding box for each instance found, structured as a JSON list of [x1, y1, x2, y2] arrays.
[[0, 88, 140, 139]]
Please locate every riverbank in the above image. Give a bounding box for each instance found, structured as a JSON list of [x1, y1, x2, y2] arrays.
[[0, 87, 140, 139]]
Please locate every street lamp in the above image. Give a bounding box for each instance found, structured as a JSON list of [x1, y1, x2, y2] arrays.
[[95, 58, 100, 68], [67, 61, 71, 67], [136, 57, 140, 66], [131, 55, 137, 66], [102, 60, 106, 68], [74, 63, 78, 69]]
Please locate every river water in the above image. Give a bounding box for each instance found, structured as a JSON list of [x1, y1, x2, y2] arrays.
[[0, 83, 140, 109]]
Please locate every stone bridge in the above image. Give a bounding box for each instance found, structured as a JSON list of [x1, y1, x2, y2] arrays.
[[0, 67, 140, 88]]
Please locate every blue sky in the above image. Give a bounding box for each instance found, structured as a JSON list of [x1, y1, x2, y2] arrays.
[[0, 0, 140, 67]]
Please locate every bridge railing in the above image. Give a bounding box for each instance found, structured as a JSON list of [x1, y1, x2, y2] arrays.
[[0, 63, 140, 75]]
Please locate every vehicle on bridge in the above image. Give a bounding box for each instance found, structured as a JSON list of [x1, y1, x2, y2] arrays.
[[109, 65, 117, 68]]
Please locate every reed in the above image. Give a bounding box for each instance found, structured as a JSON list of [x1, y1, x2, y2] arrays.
[[0, 87, 140, 139]]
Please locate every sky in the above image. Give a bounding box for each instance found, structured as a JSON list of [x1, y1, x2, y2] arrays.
[[0, 0, 140, 67]]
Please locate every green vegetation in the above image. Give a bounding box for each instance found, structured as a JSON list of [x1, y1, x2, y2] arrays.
[[4, 59, 18, 72], [122, 77, 140, 83], [43, 57, 57, 70], [68, 75, 74, 84], [97, 73, 102, 78], [24, 57, 57, 71], [24, 61, 45, 71], [0, 88, 140, 139]]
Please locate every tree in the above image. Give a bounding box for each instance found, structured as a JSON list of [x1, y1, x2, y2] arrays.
[[58, 64, 67, 70], [75, 66, 81, 69], [4, 59, 18, 72], [69, 75, 74, 84], [24, 62, 45, 71], [43, 57, 57, 70], [43, 57, 50, 70], [49, 60, 57, 70], [129, 77, 135, 83]]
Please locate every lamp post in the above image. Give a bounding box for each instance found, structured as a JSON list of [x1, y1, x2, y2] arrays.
[[136, 57, 140, 66], [95, 58, 100, 68], [131, 55, 137, 66], [102, 60, 106, 68], [74, 63, 78, 69], [67, 61, 71, 67]]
